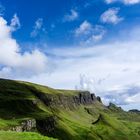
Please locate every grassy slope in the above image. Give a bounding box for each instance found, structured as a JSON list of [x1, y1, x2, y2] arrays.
[[0, 79, 140, 140], [0, 131, 57, 140]]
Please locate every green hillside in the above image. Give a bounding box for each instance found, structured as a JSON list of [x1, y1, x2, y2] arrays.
[[0, 79, 140, 140]]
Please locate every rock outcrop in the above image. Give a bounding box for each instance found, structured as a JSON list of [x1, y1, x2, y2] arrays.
[[11, 119, 36, 132], [36, 116, 57, 135]]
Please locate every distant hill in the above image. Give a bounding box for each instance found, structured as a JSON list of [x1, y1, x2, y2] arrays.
[[129, 109, 140, 114], [0, 78, 140, 140]]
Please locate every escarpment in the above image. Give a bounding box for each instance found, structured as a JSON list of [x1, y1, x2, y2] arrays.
[[0, 79, 103, 137], [26, 84, 101, 109]]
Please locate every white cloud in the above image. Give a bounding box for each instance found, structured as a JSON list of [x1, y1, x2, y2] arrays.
[[75, 21, 92, 36], [85, 25, 106, 44], [124, 0, 140, 4], [100, 8, 123, 24], [64, 9, 78, 22], [102, 85, 140, 106], [75, 21, 106, 44], [30, 18, 44, 37], [126, 93, 140, 103], [10, 14, 21, 31], [105, 0, 140, 5], [0, 16, 48, 78], [25, 41, 140, 94], [75, 74, 95, 91]]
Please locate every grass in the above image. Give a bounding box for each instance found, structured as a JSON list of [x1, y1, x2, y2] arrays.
[[0, 78, 140, 140], [0, 131, 57, 140]]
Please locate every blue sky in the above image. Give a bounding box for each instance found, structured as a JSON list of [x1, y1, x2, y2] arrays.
[[1, 0, 140, 46], [0, 0, 140, 110]]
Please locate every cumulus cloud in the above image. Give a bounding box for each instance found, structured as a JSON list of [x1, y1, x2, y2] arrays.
[[100, 8, 123, 24], [105, 0, 140, 5], [75, 74, 94, 91], [30, 18, 45, 37], [64, 9, 78, 22], [75, 21, 106, 44], [75, 21, 92, 36], [75, 74, 110, 92], [0, 16, 48, 78]]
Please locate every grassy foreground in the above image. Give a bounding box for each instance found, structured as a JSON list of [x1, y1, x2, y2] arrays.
[[0, 131, 57, 140]]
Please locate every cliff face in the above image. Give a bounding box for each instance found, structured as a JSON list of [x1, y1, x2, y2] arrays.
[[27, 84, 101, 110], [39, 91, 100, 108]]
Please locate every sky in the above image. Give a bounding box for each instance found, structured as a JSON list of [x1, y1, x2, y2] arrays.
[[0, 0, 140, 110]]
